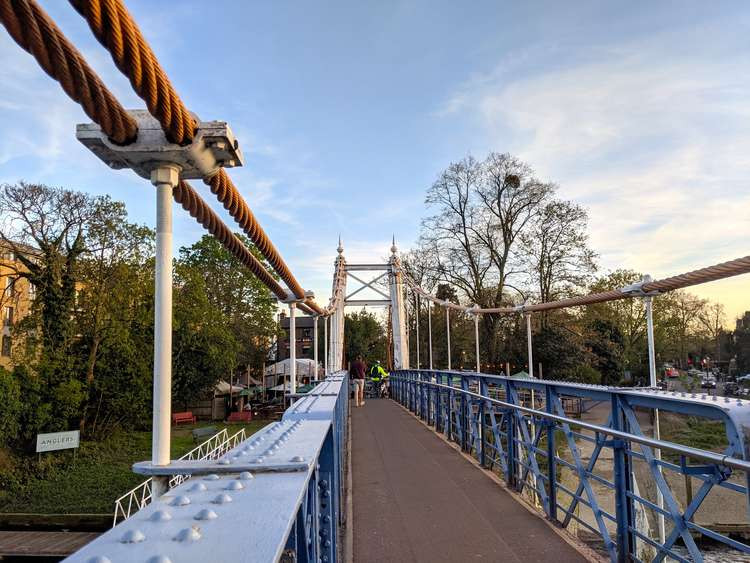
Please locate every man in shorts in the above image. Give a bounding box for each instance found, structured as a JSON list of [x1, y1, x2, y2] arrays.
[[351, 355, 367, 407]]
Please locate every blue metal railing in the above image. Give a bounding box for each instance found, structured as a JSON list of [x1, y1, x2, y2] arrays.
[[391, 369, 750, 563], [66, 371, 349, 563]]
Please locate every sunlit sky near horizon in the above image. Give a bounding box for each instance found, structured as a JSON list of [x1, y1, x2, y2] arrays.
[[1, 1, 748, 323]]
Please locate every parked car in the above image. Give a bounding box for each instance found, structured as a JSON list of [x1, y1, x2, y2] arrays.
[[701, 376, 716, 389]]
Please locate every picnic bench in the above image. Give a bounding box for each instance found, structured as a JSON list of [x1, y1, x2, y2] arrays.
[[227, 411, 252, 423], [192, 426, 217, 442], [171, 411, 196, 425]]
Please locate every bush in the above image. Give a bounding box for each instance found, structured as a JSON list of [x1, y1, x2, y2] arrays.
[[0, 367, 21, 446], [560, 364, 602, 384]]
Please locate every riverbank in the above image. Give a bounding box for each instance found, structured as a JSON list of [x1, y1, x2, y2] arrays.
[[0, 421, 266, 515]]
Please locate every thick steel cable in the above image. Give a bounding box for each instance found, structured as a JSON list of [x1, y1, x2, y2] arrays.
[[0, 0, 137, 145], [174, 180, 287, 300], [69, 0, 314, 306], [642, 255, 750, 294], [203, 169, 308, 301], [68, 0, 195, 145], [402, 254, 750, 315], [0, 3, 288, 301]]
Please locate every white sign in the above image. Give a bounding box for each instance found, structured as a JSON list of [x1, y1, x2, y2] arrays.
[[36, 430, 80, 453]]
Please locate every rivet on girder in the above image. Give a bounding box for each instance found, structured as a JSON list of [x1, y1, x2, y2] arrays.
[[204, 474, 220, 481], [225, 480, 244, 491], [170, 495, 191, 506], [146, 556, 172, 563], [190, 482, 207, 492], [194, 509, 218, 521], [87, 556, 112, 563], [149, 510, 172, 522], [120, 529, 146, 544], [173, 526, 202, 543], [240, 471, 254, 480], [290, 455, 305, 462], [212, 493, 233, 504]]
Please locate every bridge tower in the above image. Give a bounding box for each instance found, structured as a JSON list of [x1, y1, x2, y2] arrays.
[[329, 239, 347, 371], [388, 239, 409, 369]]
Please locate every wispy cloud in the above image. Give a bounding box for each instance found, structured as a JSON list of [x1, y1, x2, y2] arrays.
[[437, 24, 750, 318]]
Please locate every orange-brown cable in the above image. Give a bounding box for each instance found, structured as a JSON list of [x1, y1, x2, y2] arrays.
[[0, 0, 137, 144], [68, 0, 196, 145], [69, 0, 315, 306]]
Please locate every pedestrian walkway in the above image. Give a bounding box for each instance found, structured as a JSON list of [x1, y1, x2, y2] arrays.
[[351, 398, 589, 562]]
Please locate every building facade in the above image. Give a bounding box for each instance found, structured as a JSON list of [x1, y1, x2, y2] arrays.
[[0, 242, 37, 370], [278, 314, 317, 361]]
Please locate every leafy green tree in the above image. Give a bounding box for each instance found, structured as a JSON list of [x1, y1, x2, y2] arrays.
[[345, 310, 387, 365], [172, 266, 239, 410], [178, 235, 277, 377], [0, 367, 21, 446], [585, 318, 624, 385], [534, 324, 588, 380]]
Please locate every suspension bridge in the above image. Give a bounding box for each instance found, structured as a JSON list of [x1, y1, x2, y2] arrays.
[[2, 1, 750, 562]]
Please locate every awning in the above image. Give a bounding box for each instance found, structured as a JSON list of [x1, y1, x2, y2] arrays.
[[214, 380, 245, 394]]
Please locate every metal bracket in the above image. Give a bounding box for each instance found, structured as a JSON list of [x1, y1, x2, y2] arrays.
[[76, 109, 244, 179], [619, 281, 660, 297]]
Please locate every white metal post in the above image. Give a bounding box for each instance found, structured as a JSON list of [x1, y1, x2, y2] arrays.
[[416, 294, 420, 369], [389, 241, 409, 369], [474, 306, 480, 373], [313, 315, 319, 381], [644, 274, 666, 544], [150, 164, 179, 497], [289, 302, 297, 395], [525, 313, 534, 379], [446, 307, 451, 370], [428, 299, 433, 369], [324, 315, 329, 375]]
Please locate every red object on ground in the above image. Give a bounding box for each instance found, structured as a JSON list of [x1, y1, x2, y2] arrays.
[[171, 411, 196, 425], [227, 411, 252, 422]]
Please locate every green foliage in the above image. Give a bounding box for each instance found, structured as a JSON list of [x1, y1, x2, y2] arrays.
[[534, 325, 587, 379], [345, 310, 387, 364], [177, 235, 277, 377], [172, 265, 239, 409], [585, 318, 623, 385], [0, 367, 21, 446], [0, 422, 267, 513], [559, 364, 602, 384], [50, 379, 86, 431]]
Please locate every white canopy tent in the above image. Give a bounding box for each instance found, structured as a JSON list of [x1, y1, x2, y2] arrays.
[[214, 380, 244, 395], [264, 358, 319, 378]]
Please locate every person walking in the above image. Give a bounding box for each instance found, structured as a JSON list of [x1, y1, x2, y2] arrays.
[[351, 355, 367, 407]]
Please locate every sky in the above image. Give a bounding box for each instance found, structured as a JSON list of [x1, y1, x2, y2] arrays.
[[1, 1, 749, 323]]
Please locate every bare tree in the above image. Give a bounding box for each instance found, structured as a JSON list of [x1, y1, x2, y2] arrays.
[[521, 199, 597, 326], [417, 153, 554, 365], [698, 301, 725, 363], [0, 182, 97, 354]]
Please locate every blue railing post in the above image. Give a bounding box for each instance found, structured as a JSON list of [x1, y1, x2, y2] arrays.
[[460, 375, 469, 451], [318, 427, 336, 562], [479, 377, 487, 467], [409, 371, 417, 414], [504, 379, 517, 489], [611, 394, 633, 562], [545, 386, 558, 523]]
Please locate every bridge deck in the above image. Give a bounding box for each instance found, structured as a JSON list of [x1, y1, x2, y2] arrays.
[[351, 398, 588, 563]]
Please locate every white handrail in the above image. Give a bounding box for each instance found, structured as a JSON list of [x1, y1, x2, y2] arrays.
[[112, 427, 248, 526]]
